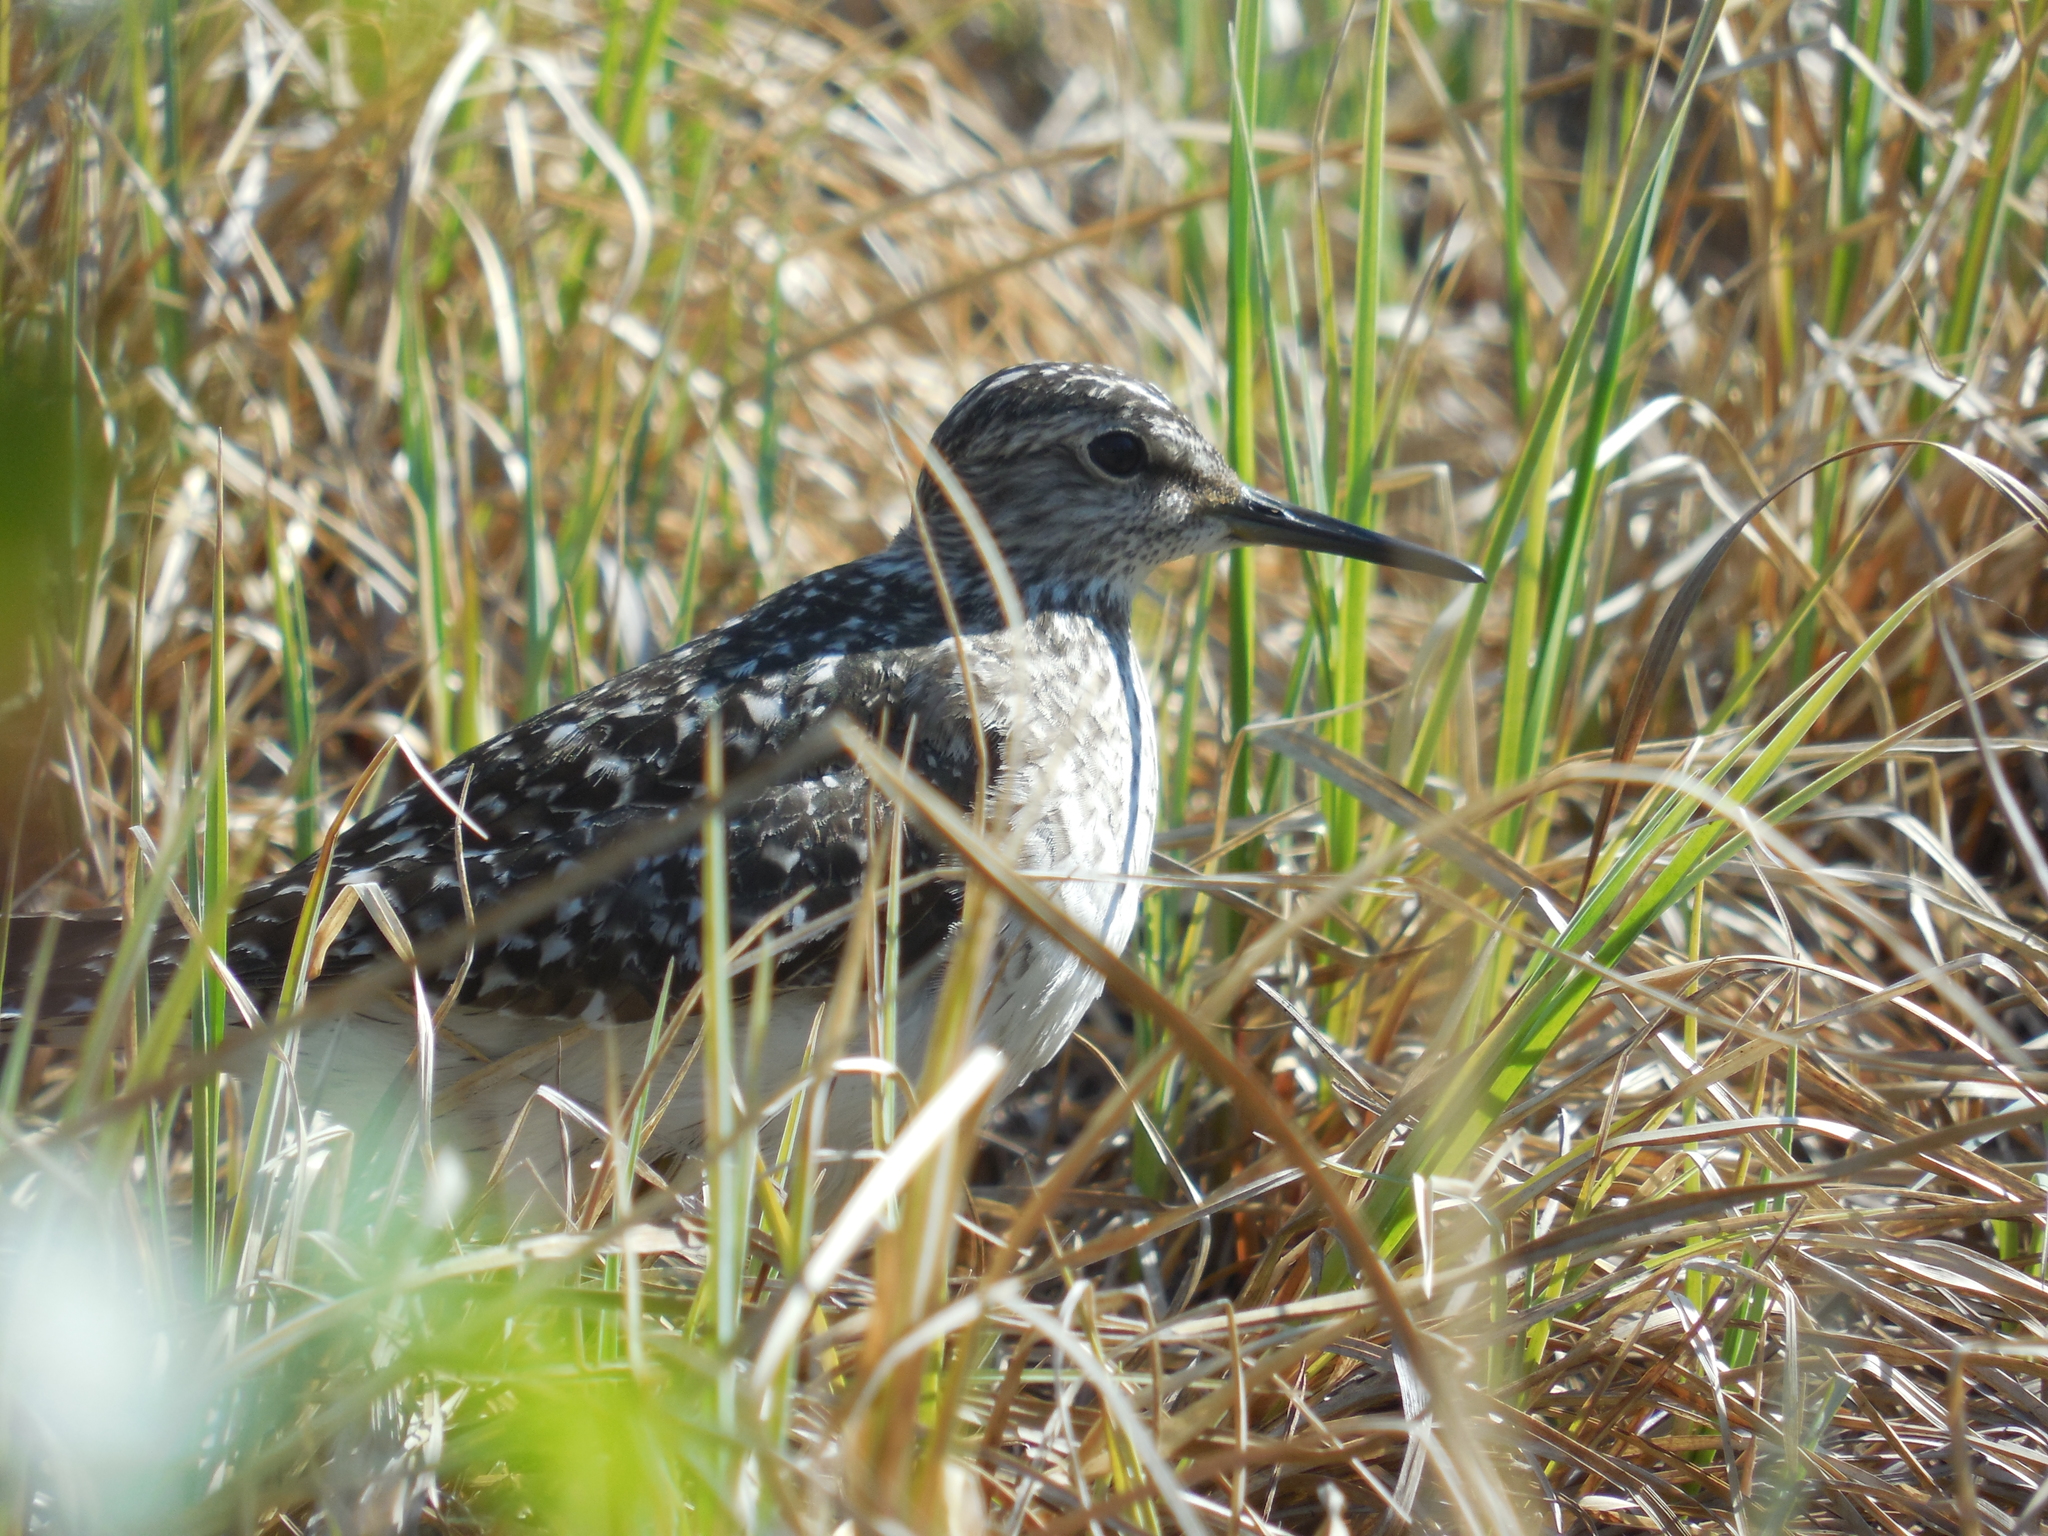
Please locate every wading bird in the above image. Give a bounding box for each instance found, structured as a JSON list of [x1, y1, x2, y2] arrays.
[[7, 362, 1481, 1199]]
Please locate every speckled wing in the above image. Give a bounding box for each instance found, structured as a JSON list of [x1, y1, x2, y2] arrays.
[[12, 560, 989, 1025]]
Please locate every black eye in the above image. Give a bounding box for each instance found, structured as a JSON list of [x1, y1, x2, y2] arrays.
[[1087, 430, 1148, 478]]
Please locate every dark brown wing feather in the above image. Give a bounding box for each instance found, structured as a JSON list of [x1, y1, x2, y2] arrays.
[[8, 553, 991, 1024]]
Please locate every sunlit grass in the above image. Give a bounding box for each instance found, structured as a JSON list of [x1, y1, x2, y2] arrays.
[[3, 0, 2047, 1531]]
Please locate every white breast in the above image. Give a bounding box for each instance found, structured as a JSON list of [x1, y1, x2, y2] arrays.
[[955, 612, 1157, 1080]]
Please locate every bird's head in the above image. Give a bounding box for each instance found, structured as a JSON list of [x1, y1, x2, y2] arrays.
[[905, 361, 1483, 609]]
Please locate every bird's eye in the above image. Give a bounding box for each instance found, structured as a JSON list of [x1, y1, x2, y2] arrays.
[[1087, 430, 1148, 478]]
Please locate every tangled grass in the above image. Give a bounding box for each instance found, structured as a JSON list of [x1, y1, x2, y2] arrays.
[[2, 0, 2047, 1531]]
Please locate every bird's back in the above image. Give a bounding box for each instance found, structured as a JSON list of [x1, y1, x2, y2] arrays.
[[13, 549, 977, 1019], [3, 545, 1157, 1196]]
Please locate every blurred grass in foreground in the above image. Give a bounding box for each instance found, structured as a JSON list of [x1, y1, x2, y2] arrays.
[[3, 0, 2048, 1530]]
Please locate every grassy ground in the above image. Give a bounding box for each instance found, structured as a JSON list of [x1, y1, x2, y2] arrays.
[[3, 0, 2047, 1530]]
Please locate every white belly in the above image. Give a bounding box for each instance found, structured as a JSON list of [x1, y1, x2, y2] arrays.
[[290, 983, 893, 1210]]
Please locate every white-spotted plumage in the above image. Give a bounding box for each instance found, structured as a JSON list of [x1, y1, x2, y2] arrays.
[[9, 361, 1481, 1198]]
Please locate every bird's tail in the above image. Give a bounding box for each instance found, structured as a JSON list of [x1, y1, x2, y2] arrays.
[[2, 908, 150, 1023]]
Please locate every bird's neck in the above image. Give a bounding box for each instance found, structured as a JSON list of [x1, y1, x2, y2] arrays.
[[880, 541, 1138, 632]]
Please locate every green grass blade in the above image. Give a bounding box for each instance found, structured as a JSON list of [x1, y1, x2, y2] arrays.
[[1324, 0, 1391, 877], [1580, 0, 1617, 256], [514, 265, 552, 716], [1164, 558, 1215, 838], [1500, 0, 1531, 421], [2, 924, 59, 1131], [1505, 122, 1673, 844], [1935, 0, 2040, 370], [1904, 0, 1933, 192], [618, 0, 685, 161], [398, 281, 453, 761], [197, 458, 229, 1290], [699, 710, 745, 1447], [1366, 508, 2033, 1248], [1224, 7, 1264, 852], [268, 508, 318, 860], [674, 447, 716, 646], [1400, 0, 1730, 794], [1824, 0, 1895, 333]]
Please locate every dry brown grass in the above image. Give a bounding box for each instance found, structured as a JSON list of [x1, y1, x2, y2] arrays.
[[2, 0, 2046, 1532]]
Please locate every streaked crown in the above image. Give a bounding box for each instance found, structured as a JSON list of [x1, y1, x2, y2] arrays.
[[905, 362, 1244, 603]]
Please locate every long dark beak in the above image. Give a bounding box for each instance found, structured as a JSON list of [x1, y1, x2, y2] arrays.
[[1222, 487, 1485, 583]]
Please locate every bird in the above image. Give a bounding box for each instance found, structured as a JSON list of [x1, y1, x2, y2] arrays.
[[7, 361, 1482, 1205]]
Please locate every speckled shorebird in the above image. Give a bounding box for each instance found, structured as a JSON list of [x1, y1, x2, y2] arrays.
[[12, 362, 1481, 1192]]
